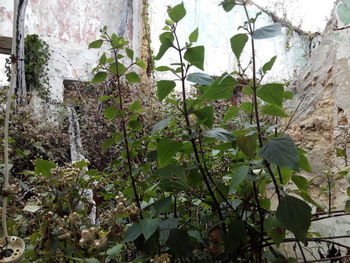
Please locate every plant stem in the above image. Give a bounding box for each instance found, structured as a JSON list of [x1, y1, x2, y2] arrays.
[[253, 181, 263, 263], [242, 2, 281, 202], [108, 34, 142, 218], [172, 26, 225, 226]]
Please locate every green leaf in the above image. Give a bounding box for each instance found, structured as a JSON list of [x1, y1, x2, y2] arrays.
[[237, 132, 257, 159], [23, 204, 41, 213], [98, 95, 112, 102], [109, 62, 126, 75], [224, 220, 246, 254], [140, 217, 160, 241], [284, 91, 294, 100], [155, 66, 172, 72], [166, 230, 193, 258], [230, 34, 248, 60], [152, 116, 172, 135], [199, 75, 237, 101], [88, 39, 103, 48], [264, 216, 286, 247], [337, 0, 350, 25], [123, 223, 142, 242], [220, 0, 236, 12], [91, 71, 107, 83], [229, 166, 250, 193], [107, 244, 123, 258], [276, 195, 311, 243], [184, 46, 205, 70], [262, 56, 277, 73], [157, 140, 183, 167], [203, 128, 235, 141], [103, 106, 118, 121], [298, 149, 312, 172], [257, 83, 284, 106], [99, 53, 107, 64], [129, 100, 142, 111], [157, 80, 176, 101], [345, 200, 350, 212], [262, 104, 289, 117], [252, 23, 282, 39], [223, 106, 239, 122], [156, 165, 188, 192], [136, 58, 147, 69], [155, 32, 174, 60], [347, 187, 350, 197], [128, 120, 142, 131], [153, 197, 172, 215], [125, 47, 134, 60], [194, 106, 214, 128], [240, 102, 252, 114], [189, 28, 199, 42], [125, 72, 141, 83], [259, 136, 299, 170], [34, 159, 57, 177], [187, 72, 213, 85], [292, 175, 308, 191], [168, 2, 186, 22]]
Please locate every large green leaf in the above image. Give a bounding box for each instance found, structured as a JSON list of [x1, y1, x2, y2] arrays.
[[187, 72, 213, 85], [153, 197, 172, 215], [166, 229, 193, 258], [259, 136, 299, 170], [229, 166, 250, 193], [155, 32, 174, 60], [292, 175, 308, 191], [199, 75, 237, 101], [88, 39, 103, 49], [264, 216, 286, 247], [230, 34, 248, 60], [257, 83, 284, 106], [140, 217, 160, 241], [276, 195, 311, 243], [223, 106, 239, 122], [203, 128, 235, 141], [155, 165, 188, 192], [157, 140, 183, 167], [184, 46, 205, 70], [125, 72, 141, 83], [123, 223, 142, 242], [103, 106, 118, 121], [157, 80, 176, 101], [262, 104, 289, 117], [220, 0, 236, 12], [237, 132, 257, 159], [252, 23, 282, 39], [298, 149, 312, 172], [193, 106, 214, 128], [151, 116, 172, 135], [91, 71, 107, 83], [337, 0, 350, 25], [168, 2, 186, 23], [34, 159, 57, 177]]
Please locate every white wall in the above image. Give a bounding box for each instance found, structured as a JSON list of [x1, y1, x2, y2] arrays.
[[149, 0, 333, 84], [0, 0, 143, 101]]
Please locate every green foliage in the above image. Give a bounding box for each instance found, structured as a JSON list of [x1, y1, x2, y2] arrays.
[[4, 2, 348, 262], [5, 34, 51, 101]]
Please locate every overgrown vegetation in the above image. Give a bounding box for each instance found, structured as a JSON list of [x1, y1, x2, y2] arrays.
[[1, 1, 350, 263], [5, 34, 51, 101]]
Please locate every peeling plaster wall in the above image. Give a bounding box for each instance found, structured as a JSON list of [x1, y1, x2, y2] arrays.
[[149, 0, 313, 84], [0, 0, 143, 101]]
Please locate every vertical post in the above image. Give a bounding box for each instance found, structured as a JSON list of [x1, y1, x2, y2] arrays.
[[14, 0, 28, 105]]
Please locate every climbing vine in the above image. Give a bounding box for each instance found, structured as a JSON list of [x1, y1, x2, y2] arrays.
[[5, 34, 51, 101]]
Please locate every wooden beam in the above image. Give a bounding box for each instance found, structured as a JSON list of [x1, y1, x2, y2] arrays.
[[0, 36, 12, 55]]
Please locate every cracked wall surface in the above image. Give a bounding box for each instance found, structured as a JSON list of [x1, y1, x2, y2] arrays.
[[0, 0, 143, 101]]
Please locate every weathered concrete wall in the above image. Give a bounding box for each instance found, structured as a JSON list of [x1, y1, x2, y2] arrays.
[[0, 0, 143, 101], [149, 0, 325, 84]]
